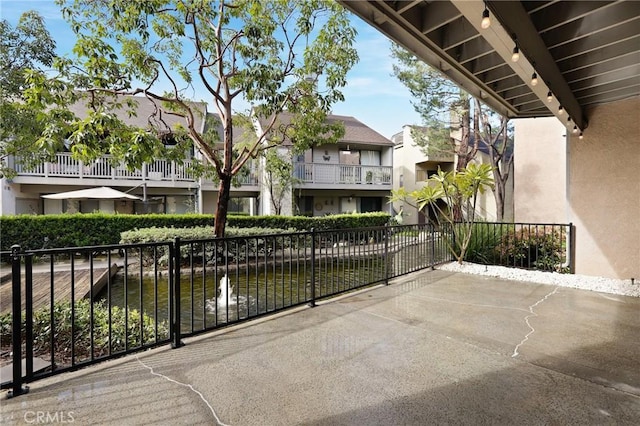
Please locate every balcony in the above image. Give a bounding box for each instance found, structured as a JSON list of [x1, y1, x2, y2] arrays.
[[294, 163, 392, 188], [10, 153, 259, 188], [12, 153, 195, 182]]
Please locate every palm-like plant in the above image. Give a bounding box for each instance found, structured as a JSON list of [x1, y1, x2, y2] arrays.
[[390, 163, 494, 262]]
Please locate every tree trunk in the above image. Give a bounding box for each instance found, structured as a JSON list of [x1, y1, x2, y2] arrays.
[[214, 112, 234, 238], [493, 180, 505, 222], [214, 174, 232, 237], [456, 110, 470, 172], [452, 103, 471, 221]]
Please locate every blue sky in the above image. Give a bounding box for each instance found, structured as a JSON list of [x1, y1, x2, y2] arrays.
[[1, 0, 422, 138]]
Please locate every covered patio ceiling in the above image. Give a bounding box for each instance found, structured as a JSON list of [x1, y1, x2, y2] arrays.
[[339, 1, 640, 132]]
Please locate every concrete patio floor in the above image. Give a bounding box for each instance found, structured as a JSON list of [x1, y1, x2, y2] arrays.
[[1, 269, 639, 425]]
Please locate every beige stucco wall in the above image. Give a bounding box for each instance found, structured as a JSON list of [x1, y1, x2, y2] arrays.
[[568, 96, 640, 279], [514, 97, 640, 280], [391, 126, 429, 224], [513, 117, 567, 223]]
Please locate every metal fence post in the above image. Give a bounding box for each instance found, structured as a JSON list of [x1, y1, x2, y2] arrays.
[[384, 224, 389, 284], [171, 238, 184, 348], [24, 254, 34, 382], [568, 223, 576, 274], [8, 245, 29, 398], [309, 229, 316, 307], [430, 223, 436, 270]]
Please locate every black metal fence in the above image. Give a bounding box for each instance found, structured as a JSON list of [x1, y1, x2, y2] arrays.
[[1, 221, 575, 396], [462, 222, 574, 273], [1, 224, 451, 396]]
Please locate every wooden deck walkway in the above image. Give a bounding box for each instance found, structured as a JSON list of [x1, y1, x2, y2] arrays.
[[0, 264, 119, 315]]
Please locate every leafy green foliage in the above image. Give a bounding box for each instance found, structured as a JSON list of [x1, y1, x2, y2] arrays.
[[390, 163, 494, 263], [494, 227, 567, 272], [0, 11, 55, 96], [21, 0, 358, 236], [0, 213, 214, 250], [464, 222, 507, 265], [391, 44, 467, 126], [0, 11, 58, 178], [227, 212, 391, 231], [0, 212, 391, 251], [0, 299, 168, 365], [263, 149, 299, 215], [464, 223, 568, 273], [120, 225, 300, 266]]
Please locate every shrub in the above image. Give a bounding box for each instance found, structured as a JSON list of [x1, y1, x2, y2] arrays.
[[227, 212, 390, 231], [465, 223, 510, 265], [0, 213, 215, 251], [1, 212, 391, 251], [120, 226, 304, 266], [494, 227, 566, 272], [0, 299, 168, 365]]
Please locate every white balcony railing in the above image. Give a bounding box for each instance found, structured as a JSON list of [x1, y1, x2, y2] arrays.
[[12, 153, 263, 187], [293, 163, 392, 185], [12, 153, 195, 182]]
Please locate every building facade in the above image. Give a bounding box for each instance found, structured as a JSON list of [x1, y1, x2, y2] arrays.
[[514, 96, 639, 280], [391, 124, 513, 225], [254, 113, 394, 217], [0, 99, 392, 218]]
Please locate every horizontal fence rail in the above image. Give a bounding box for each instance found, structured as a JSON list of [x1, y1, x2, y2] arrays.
[[1, 224, 450, 394], [1, 221, 572, 395]]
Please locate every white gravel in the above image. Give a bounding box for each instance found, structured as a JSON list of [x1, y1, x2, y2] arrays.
[[436, 261, 640, 298]]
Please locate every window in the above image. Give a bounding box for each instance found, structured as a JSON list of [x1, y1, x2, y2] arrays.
[[360, 150, 381, 166]]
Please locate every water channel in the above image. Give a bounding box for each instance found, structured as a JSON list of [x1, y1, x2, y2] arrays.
[[98, 257, 388, 335]]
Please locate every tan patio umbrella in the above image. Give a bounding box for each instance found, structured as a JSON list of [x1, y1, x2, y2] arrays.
[[41, 186, 141, 200]]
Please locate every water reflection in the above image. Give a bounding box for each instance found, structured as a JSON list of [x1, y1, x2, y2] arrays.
[[97, 259, 388, 334]]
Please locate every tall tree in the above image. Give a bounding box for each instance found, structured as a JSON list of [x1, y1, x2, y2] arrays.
[[391, 44, 513, 221], [0, 11, 57, 177], [22, 0, 358, 236], [391, 44, 477, 174], [478, 111, 514, 222]]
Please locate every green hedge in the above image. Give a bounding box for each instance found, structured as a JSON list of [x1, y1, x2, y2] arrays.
[[1, 212, 391, 250], [0, 213, 214, 251], [227, 212, 390, 231], [120, 226, 302, 266]]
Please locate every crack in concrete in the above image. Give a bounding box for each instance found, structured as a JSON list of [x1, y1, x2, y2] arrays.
[[512, 287, 559, 358], [136, 355, 230, 426]]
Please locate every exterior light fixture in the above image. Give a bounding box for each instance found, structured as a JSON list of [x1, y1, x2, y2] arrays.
[[547, 91, 553, 102], [511, 45, 520, 62], [481, 5, 491, 29], [531, 72, 538, 86], [573, 125, 579, 134], [579, 132, 584, 140], [558, 105, 564, 115]]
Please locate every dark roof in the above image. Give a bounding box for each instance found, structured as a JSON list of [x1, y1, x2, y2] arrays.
[[256, 111, 393, 147], [68, 94, 207, 133], [203, 112, 251, 147]]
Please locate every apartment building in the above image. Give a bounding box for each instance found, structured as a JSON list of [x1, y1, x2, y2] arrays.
[[391, 124, 513, 225], [0, 97, 392, 217], [390, 125, 455, 225]]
